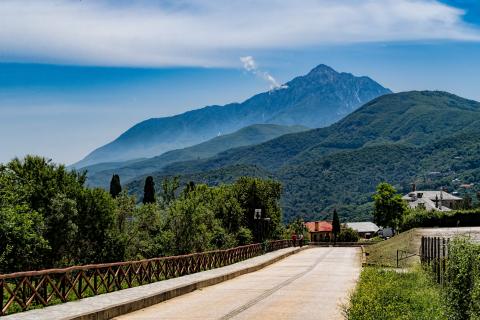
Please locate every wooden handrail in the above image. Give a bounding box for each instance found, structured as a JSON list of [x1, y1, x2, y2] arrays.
[[0, 239, 292, 316]]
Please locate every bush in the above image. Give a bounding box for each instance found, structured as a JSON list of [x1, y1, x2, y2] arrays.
[[444, 237, 480, 320], [346, 267, 448, 319], [401, 208, 480, 231], [236, 227, 253, 245], [337, 227, 359, 242]]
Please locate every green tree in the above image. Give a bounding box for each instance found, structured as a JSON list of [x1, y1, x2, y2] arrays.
[[114, 191, 136, 233], [332, 208, 340, 242], [143, 176, 156, 204], [124, 203, 171, 260], [0, 205, 49, 273], [76, 188, 120, 264], [47, 193, 78, 266], [233, 177, 282, 242], [167, 185, 220, 254], [109, 174, 122, 198], [288, 217, 306, 236], [159, 176, 180, 207], [0, 156, 86, 268], [373, 182, 406, 230]]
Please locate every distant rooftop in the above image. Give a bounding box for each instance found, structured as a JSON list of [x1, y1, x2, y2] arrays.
[[402, 190, 462, 211], [304, 221, 332, 232], [345, 222, 379, 233]]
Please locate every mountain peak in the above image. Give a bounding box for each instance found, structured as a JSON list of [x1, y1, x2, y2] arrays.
[[307, 64, 338, 76], [73, 64, 390, 167]]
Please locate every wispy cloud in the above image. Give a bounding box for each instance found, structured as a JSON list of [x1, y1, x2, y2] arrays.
[[0, 0, 479, 67], [240, 56, 286, 89]]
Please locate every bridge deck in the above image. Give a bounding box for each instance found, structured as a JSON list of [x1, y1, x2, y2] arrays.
[[115, 247, 361, 320]]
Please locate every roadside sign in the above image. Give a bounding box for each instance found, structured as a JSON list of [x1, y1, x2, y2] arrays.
[[254, 209, 262, 219]]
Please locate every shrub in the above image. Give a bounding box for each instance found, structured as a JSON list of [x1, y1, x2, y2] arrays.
[[346, 267, 448, 319], [444, 237, 480, 320], [337, 227, 359, 242], [401, 208, 480, 231]]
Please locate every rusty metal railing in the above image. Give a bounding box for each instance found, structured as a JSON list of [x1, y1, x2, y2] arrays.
[[0, 240, 292, 315]]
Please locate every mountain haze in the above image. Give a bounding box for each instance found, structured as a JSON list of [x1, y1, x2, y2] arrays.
[[84, 124, 307, 187], [74, 64, 390, 167]]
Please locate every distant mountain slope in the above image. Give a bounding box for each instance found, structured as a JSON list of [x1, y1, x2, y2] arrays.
[[84, 124, 307, 188], [125, 91, 480, 222], [74, 64, 390, 167], [152, 91, 480, 174]]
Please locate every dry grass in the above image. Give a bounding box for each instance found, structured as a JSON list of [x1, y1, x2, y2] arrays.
[[365, 229, 421, 267]]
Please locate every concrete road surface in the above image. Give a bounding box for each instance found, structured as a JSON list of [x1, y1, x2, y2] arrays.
[[115, 247, 361, 320]]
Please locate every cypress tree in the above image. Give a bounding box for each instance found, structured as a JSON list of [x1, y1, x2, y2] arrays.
[[184, 181, 195, 195], [109, 174, 122, 198], [143, 176, 156, 204], [332, 208, 340, 243]]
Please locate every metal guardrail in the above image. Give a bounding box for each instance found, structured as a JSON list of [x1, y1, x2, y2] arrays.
[[0, 240, 292, 316]]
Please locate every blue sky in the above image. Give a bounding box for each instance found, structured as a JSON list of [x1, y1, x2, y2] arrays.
[[1, 0, 480, 164]]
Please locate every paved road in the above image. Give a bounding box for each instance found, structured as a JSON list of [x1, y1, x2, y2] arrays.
[[115, 247, 361, 320]]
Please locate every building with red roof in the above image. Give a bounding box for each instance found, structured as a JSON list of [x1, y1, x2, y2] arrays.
[[304, 221, 333, 242]]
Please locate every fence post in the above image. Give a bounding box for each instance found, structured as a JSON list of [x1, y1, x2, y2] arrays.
[[427, 237, 432, 266], [0, 279, 4, 316], [441, 238, 446, 286], [420, 236, 424, 263], [436, 237, 441, 283]]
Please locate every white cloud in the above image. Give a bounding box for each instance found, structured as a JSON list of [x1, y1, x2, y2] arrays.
[[240, 55, 286, 89], [240, 56, 257, 72], [0, 0, 479, 67]]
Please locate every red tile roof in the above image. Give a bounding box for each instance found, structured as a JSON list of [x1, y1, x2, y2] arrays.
[[304, 221, 332, 232]]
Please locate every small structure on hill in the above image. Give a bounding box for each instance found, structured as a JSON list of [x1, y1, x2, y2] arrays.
[[402, 184, 462, 211], [345, 222, 379, 239], [304, 221, 332, 242]]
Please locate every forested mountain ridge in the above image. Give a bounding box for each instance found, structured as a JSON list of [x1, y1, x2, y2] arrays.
[[83, 124, 307, 188], [125, 91, 480, 222], [74, 64, 390, 167]]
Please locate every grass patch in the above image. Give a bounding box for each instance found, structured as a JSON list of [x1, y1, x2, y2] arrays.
[[365, 229, 420, 267], [345, 266, 448, 320]]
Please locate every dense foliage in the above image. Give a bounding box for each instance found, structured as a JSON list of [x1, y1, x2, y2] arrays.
[[337, 227, 359, 242], [373, 182, 407, 230], [346, 267, 448, 320], [0, 156, 284, 273], [443, 237, 480, 320], [401, 208, 480, 231]]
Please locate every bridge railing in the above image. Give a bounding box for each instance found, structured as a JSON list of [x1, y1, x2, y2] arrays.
[[0, 239, 292, 316]]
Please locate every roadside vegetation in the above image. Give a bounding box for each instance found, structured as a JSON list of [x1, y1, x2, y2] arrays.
[[345, 266, 448, 320], [443, 237, 480, 319], [401, 207, 480, 230], [350, 182, 480, 319], [0, 156, 284, 274]]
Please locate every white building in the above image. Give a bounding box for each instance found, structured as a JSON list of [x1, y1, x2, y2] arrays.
[[345, 222, 379, 239], [402, 189, 462, 211]]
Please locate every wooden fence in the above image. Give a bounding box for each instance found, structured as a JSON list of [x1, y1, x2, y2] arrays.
[[420, 236, 449, 285], [0, 240, 292, 316]]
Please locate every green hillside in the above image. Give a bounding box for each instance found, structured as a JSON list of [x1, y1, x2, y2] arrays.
[[84, 124, 307, 188], [126, 91, 480, 222]]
